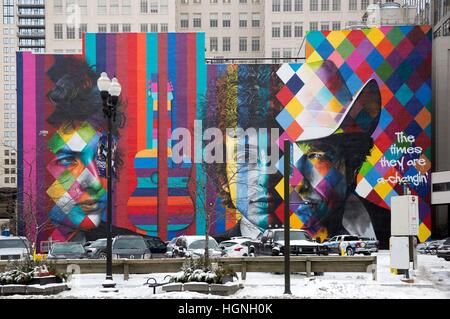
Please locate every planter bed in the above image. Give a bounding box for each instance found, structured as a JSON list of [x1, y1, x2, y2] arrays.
[[161, 281, 242, 296], [0, 283, 69, 296]]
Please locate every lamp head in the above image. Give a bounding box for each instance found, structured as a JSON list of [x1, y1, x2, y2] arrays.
[[97, 72, 111, 93], [109, 78, 122, 97]]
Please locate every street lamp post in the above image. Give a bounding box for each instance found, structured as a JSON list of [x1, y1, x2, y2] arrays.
[[97, 72, 121, 293]]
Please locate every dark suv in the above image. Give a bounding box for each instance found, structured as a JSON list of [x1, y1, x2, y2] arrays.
[[437, 237, 450, 261], [112, 235, 152, 259]]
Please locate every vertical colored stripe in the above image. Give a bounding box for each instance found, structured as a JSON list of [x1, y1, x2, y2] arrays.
[[116, 33, 131, 229], [85, 33, 97, 69], [16, 52, 24, 235], [147, 33, 158, 149], [96, 33, 106, 73], [158, 33, 168, 241], [137, 33, 147, 151], [22, 52, 37, 240], [196, 33, 206, 234]]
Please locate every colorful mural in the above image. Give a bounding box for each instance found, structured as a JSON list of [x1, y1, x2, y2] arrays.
[[17, 27, 432, 249]]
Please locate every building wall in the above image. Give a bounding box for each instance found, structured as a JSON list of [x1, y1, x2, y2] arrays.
[[176, 0, 265, 60], [264, 0, 369, 60], [0, 0, 19, 188], [45, 0, 176, 54]]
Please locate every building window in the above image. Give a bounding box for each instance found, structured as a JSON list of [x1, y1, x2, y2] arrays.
[[54, 0, 63, 14], [223, 37, 231, 51], [66, 26, 75, 39], [321, 22, 330, 30], [294, 23, 303, 37], [272, 0, 281, 12], [180, 13, 189, 28], [310, 21, 318, 31], [294, 0, 303, 11], [140, 0, 148, 13], [332, 0, 341, 11], [283, 23, 292, 37], [310, 0, 318, 11], [240, 0, 247, 3], [283, 0, 292, 11], [123, 24, 131, 32], [193, 14, 202, 28], [11, 177, 15, 184], [239, 37, 247, 51], [98, 24, 107, 33], [79, 24, 87, 39], [272, 23, 281, 37], [98, 0, 107, 14], [239, 13, 247, 27], [210, 13, 218, 27], [151, 23, 158, 32], [5, 177, 9, 184], [210, 37, 218, 51], [283, 48, 292, 58], [321, 0, 330, 11], [110, 0, 119, 14], [361, 0, 369, 11], [54, 24, 63, 39], [110, 24, 119, 33], [332, 21, 341, 30], [150, 0, 158, 13], [251, 37, 260, 51], [252, 13, 260, 27], [222, 13, 231, 27], [349, 0, 357, 10], [161, 23, 168, 32], [141, 23, 148, 32], [272, 48, 280, 63]]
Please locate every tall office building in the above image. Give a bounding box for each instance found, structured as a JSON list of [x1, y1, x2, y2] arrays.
[[431, 0, 450, 238], [1, 1, 21, 188]]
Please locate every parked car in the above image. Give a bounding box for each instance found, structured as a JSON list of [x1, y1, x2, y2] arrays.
[[219, 238, 252, 257], [358, 237, 379, 253], [47, 242, 87, 259], [112, 235, 152, 259], [426, 239, 445, 255], [436, 237, 450, 261], [144, 236, 167, 258], [164, 237, 178, 258], [172, 235, 223, 258], [0, 236, 30, 261], [85, 238, 107, 259], [249, 229, 325, 256], [417, 241, 430, 254], [322, 235, 374, 256]]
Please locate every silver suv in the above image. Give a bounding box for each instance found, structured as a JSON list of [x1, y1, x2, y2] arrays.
[[0, 236, 31, 261]]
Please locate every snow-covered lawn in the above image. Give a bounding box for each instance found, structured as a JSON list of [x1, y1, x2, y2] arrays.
[[2, 251, 449, 299]]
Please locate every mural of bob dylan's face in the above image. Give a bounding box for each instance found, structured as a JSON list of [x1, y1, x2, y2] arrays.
[[293, 136, 348, 228], [46, 121, 107, 231], [225, 131, 279, 230]]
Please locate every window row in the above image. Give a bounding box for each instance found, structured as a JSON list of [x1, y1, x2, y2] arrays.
[[180, 12, 261, 28], [271, 20, 341, 37], [208, 37, 260, 52], [272, 0, 372, 12], [3, 177, 17, 184]]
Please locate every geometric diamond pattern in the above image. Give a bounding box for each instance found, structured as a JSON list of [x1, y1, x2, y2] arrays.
[[304, 26, 432, 241]]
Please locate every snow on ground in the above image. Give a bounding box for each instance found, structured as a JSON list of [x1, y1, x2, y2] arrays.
[[1, 251, 449, 299]]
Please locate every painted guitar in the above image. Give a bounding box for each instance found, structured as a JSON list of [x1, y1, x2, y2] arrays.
[[127, 75, 195, 239]]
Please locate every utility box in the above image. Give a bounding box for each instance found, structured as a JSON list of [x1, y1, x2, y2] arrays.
[[390, 237, 410, 269], [390, 195, 419, 236]]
